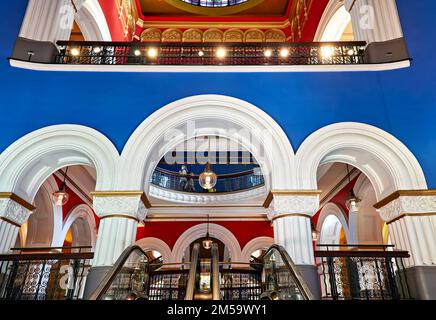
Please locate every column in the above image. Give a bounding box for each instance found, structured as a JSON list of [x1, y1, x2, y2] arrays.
[[0, 193, 34, 254], [267, 191, 321, 299], [376, 191, 436, 299], [83, 191, 149, 299]]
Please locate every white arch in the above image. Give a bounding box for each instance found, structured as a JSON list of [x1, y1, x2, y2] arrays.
[[171, 223, 242, 263], [135, 237, 172, 263], [241, 236, 274, 262], [56, 204, 97, 249], [0, 125, 119, 203], [296, 122, 427, 201], [314, 1, 351, 41], [76, 0, 112, 41], [119, 95, 295, 193], [316, 203, 350, 246]]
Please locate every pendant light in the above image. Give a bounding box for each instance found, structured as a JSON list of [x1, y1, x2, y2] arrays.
[[311, 223, 320, 242], [202, 215, 213, 250], [345, 164, 361, 212], [52, 167, 70, 206], [199, 137, 217, 190]]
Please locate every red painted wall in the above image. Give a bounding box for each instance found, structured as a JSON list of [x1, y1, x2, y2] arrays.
[[98, 0, 128, 41], [136, 220, 273, 251]]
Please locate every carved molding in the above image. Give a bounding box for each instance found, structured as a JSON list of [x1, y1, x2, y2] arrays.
[[269, 194, 320, 219], [93, 195, 147, 220], [0, 198, 33, 226], [162, 28, 182, 42], [182, 28, 203, 42], [140, 28, 162, 42], [379, 195, 436, 222]]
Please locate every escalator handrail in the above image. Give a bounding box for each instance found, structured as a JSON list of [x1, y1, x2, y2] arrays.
[[211, 243, 220, 300], [261, 244, 315, 300], [89, 245, 149, 300], [185, 243, 200, 300]]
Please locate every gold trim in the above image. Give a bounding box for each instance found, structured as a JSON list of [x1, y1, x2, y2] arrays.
[[271, 213, 311, 222], [91, 191, 152, 209], [386, 213, 436, 225], [137, 19, 290, 30], [0, 192, 35, 211], [0, 217, 21, 228], [100, 214, 140, 222], [263, 190, 322, 209], [146, 215, 267, 221], [162, 0, 266, 16], [374, 190, 436, 209]]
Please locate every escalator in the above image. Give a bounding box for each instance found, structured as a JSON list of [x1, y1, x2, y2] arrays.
[[89, 243, 314, 300]]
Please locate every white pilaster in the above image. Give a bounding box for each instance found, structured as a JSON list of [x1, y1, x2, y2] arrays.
[[92, 192, 148, 266], [378, 193, 436, 268], [0, 195, 34, 253], [344, 0, 403, 43], [268, 193, 320, 265]]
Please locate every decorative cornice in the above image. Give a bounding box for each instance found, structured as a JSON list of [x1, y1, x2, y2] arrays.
[[91, 191, 151, 209], [263, 190, 322, 208], [386, 213, 436, 225], [0, 192, 36, 211], [374, 190, 436, 209], [267, 192, 321, 220]]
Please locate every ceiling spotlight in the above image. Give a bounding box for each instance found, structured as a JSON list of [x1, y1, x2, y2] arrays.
[[198, 50, 205, 57], [70, 48, 80, 56], [321, 46, 334, 58], [264, 49, 273, 58], [279, 48, 289, 58], [134, 49, 141, 56], [148, 48, 159, 58], [216, 48, 226, 59], [93, 47, 102, 54]]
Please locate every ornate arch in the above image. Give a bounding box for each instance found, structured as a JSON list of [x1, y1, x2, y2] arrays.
[[141, 28, 162, 42], [223, 29, 244, 42], [136, 237, 172, 263], [0, 125, 119, 203], [244, 29, 265, 43], [75, 0, 112, 41], [182, 29, 203, 42], [203, 28, 224, 42], [264, 29, 286, 42], [171, 223, 242, 263], [316, 203, 350, 245], [240, 236, 274, 262], [314, 0, 351, 41], [162, 29, 183, 42], [119, 95, 296, 194], [296, 122, 427, 201]]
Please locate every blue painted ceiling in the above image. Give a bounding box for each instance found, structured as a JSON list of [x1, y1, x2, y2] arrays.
[[0, 0, 435, 186]]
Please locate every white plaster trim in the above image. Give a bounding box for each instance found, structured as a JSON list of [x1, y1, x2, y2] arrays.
[[93, 195, 147, 221], [149, 184, 267, 204], [379, 196, 436, 222], [0, 125, 119, 203], [296, 122, 427, 201], [316, 203, 350, 245], [76, 0, 112, 41], [270, 195, 320, 217], [9, 59, 411, 73], [314, 0, 351, 41], [171, 223, 242, 263], [240, 236, 274, 262], [135, 237, 172, 263]]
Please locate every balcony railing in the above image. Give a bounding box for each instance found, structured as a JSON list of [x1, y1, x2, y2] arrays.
[[315, 244, 412, 300], [151, 167, 264, 193], [181, 0, 248, 7], [0, 246, 93, 300], [54, 41, 366, 67]]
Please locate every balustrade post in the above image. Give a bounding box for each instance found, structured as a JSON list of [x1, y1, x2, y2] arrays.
[[82, 191, 149, 299], [267, 191, 322, 299], [0, 193, 34, 254], [375, 190, 436, 299]]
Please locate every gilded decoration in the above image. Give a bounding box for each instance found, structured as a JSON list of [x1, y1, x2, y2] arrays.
[[182, 29, 203, 42], [203, 29, 224, 42], [223, 29, 244, 42], [162, 29, 183, 42], [244, 29, 265, 42], [141, 28, 162, 42], [265, 29, 286, 42]]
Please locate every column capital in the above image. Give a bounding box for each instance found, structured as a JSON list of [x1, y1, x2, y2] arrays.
[[374, 190, 436, 223], [0, 193, 34, 226], [91, 191, 151, 221], [264, 190, 321, 220]]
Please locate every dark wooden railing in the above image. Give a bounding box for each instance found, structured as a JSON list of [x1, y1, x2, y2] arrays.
[[0, 246, 93, 300], [315, 244, 412, 300], [54, 41, 367, 67]]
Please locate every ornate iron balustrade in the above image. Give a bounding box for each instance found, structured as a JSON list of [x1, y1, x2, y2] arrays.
[[0, 246, 93, 300], [151, 167, 264, 193], [181, 0, 248, 7], [54, 41, 366, 66], [220, 268, 262, 300], [315, 245, 412, 300], [147, 269, 190, 300]]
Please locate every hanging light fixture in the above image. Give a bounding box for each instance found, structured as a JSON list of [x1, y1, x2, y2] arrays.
[[199, 137, 217, 190], [202, 215, 213, 250], [311, 223, 320, 242], [345, 164, 361, 212], [52, 167, 70, 206]]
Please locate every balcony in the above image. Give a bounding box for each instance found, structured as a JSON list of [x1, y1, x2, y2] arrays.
[[9, 39, 411, 72]]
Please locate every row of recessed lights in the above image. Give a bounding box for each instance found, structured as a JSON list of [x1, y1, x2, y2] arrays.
[[69, 46, 356, 58]]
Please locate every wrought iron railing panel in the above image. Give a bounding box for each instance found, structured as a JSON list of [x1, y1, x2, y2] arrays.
[[151, 168, 264, 193], [0, 249, 93, 300], [220, 269, 262, 300], [54, 41, 367, 67], [315, 245, 412, 300], [147, 270, 189, 300]]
